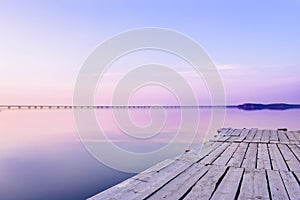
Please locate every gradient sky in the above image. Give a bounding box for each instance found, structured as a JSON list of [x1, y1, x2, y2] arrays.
[[0, 0, 299, 105]]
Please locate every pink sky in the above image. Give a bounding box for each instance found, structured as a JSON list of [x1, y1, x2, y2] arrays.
[[0, 1, 299, 105]]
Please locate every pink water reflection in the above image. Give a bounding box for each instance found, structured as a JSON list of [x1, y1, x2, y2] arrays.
[[0, 108, 299, 200]]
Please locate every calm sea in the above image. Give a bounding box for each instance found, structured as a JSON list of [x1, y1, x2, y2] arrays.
[[0, 108, 299, 200]]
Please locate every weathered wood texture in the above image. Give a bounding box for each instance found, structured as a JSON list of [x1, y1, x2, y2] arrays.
[[89, 128, 300, 200]]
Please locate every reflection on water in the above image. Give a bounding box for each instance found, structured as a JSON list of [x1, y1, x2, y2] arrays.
[[0, 108, 299, 199]]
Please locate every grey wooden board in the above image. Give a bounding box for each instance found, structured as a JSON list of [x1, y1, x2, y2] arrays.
[[288, 144, 300, 163], [227, 142, 248, 167], [269, 130, 279, 141], [90, 159, 184, 200], [184, 165, 227, 200], [210, 167, 244, 200], [141, 159, 175, 173], [147, 164, 209, 200], [213, 142, 239, 166], [226, 130, 243, 142], [224, 128, 236, 136], [278, 130, 289, 143], [292, 131, 300, 141], [90, 159, 180, 199], [238, 169, 269, 200], [257, 143, 272, 170], [106, 160, 192, 200], [231, 129, 242, 136], [244, 128, 257, 142], [269, 141, 299, 145], [261, 129, 271, 143], [234, 128, 250, 142], [89, 177, 142, 200], [252, 130, 263, 143], [286, 131, 298, 142], [277, 144, 300, 172], [226, 136, 239, 142], [268, 144, 288, 171], [179, 142, 222, 163], [219, 128, 231, 136], [242, 143, 257, 169], [200, 142, 230, 165], [293, 171, 300, 183], [267, 170, 289, 200], [279, 170, 300, 200], [212, 135, 231, 142]]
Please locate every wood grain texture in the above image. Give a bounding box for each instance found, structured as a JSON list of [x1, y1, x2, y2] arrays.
[[210, 167, 244, 200], [90, 128, 300, 200], [238, 169, 269, 200], [267, 170, 289, 200]]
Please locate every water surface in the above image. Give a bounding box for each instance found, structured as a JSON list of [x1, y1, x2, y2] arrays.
[[0, 108, 299, 199]]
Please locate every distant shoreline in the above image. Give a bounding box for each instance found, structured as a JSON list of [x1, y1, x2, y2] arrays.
[[236, 103, 300, 111]]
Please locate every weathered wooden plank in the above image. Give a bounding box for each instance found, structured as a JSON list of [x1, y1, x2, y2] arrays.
[[234, 128, 250, 142], [286, 131, 298, 142], [218, 128, 231, 136], [213, 142, 239, 166], [280, 141, 299, 145], [142, 159, 175, 173], [242, 143, 257, 169], [226, 136, 239, 142], [293, 171, 300, 183], [277, 144, 300, 172], [278, 130, 289, 143], [260, 129, 271, 143], [200, 142, 230, 165], [226, 129, 244, 142], [238, 169, 269, 200], [288, 144, 300, 164], [268, 144, 288, 171], [292, 131, 300, 142], [224, 128, 236, 136], [89, 177, 142, 200], [147, 164, 209, 200], [175, 142, 211, 162], [227, 143, 248, 167], [211, 135, 231, 142], [257, 143, 272, 170], [269, 130, 279, 142], [178, 142, 223, 163], [210, 167, 244, 200], [231, 129, 243, 136], [267, 170, 289, 200], [244, 128, 258, 142], [271, 141, 300, 145], [226, 129, 243, 142], [252, 130, 263, 143], [109, 160, 192, 200], [184, 165, 227, 200], [92, 159, 180, 199], [279, 170, 300, 200]]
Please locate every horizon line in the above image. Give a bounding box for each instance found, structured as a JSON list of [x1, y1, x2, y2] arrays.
[[1, 103, 300, 110]]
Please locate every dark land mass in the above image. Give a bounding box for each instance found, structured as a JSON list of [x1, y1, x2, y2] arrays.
[[236, 103, 300, 111]]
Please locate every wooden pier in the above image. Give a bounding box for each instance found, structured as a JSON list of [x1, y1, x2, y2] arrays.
[[89, 128, 300, 200]]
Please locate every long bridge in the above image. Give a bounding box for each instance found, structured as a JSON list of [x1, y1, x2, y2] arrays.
[[0, 105, 227, 110]]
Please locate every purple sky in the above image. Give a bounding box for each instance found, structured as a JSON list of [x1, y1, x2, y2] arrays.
[[0, 0, 299, 105]]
